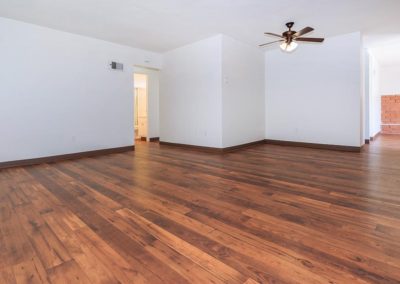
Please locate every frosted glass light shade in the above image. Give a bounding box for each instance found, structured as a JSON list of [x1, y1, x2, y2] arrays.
[[280, 41, 298, 52]]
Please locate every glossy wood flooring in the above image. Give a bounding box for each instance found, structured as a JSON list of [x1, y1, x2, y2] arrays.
[[1, 136, 400, 283]]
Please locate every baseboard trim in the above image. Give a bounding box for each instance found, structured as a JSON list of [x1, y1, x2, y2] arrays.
[[160, 142, 221, 153], [0, 146, 135, 170], [160, 139, 360, 153], [264, 139, 361, 152], [370, 131, 381, 141], [223, 140, 265, 152], [159, 140, 265, 153]]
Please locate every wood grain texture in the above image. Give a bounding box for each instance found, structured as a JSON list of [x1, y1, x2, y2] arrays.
[[0, 135, 400, 283]]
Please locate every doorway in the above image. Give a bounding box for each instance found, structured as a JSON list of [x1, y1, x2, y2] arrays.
[[367, 42, 400, 143], [134, 73, 148, 141], [133, 66, 160, 143]]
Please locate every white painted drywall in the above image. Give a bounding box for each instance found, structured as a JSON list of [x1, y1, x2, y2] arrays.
[[0, 17, 162, 163], [363, 48, 370, 141], [380, 64, 400, 95], [221, 35, 265, 147], [160, 35, 223, 147], [265, 32, 362, 147], [134, 67, 160, 139], [368, 52, 381, 138], [160, 34, 266, 148]]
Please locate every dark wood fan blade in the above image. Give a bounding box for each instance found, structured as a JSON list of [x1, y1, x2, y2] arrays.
[[259, 40, 284, 47], [294, 27, 314, 37], [264, 32, 283, 38], [295, 37, 324, 42]]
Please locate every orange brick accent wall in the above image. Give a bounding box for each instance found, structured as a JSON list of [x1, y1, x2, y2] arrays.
[[382, 95, 400, 134]]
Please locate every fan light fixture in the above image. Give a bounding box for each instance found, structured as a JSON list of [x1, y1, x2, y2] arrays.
[[259, 22, 324, 52], [280, 41, 298, 52]]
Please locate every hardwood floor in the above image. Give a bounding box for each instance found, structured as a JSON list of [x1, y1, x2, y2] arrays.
[[1, 135, 400, 283]]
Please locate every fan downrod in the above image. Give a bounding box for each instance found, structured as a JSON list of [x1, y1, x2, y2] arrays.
[[286, 22, 294, 30]]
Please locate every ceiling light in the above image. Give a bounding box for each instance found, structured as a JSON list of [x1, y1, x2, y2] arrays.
[[280, 41, 298, 52]]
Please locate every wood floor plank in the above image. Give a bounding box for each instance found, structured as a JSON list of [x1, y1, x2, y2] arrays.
[[12, 257, 48, 284], [0, 199, 35, 269], [117, 208, 247, 283], [24, 166, 188, 284], [0, 266, 16, 284], [74, 226, 150, 284], [46, 260, 91, 284], [145, 240, 225, 284]]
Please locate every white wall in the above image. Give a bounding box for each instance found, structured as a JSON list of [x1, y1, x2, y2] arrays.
[[1, 17, 367, 158], [160, 35, 223, 147], [380, 64, 400, 95], [363, 48, 370, 141], [265, 32, 362, 147], [160, 35, 265, 148], [221, 35, 265, 147], [0, 17, 162, 163], [368, 52, 381, 138], [134, 67, 160, 139]]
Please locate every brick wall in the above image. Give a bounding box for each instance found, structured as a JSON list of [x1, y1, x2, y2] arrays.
[[382, 95, 400, 134]]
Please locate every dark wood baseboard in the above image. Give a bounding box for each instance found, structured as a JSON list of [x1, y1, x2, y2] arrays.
[[159, 140, 265, 153], [160, 139, 361, 153], [159, 141, 222, 153], [0, 146, 134, 170], [370, 131, 381, 141], [223, 140, 265, 152], [264, 139, 361, 152]]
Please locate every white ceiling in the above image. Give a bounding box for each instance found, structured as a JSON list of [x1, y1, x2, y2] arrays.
[[0, 0, 400, 53]]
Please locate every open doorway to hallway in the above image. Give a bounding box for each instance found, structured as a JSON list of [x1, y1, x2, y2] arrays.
[[134, 73, 148, 141], [133, 66, 160, 143], [366, 42, 400, 143]]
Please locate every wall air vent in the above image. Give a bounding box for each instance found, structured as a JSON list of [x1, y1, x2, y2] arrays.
[[110, 61, 123, 71]]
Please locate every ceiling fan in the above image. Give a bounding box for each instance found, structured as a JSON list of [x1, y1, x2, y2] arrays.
[[259, 22, 324, 52]]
